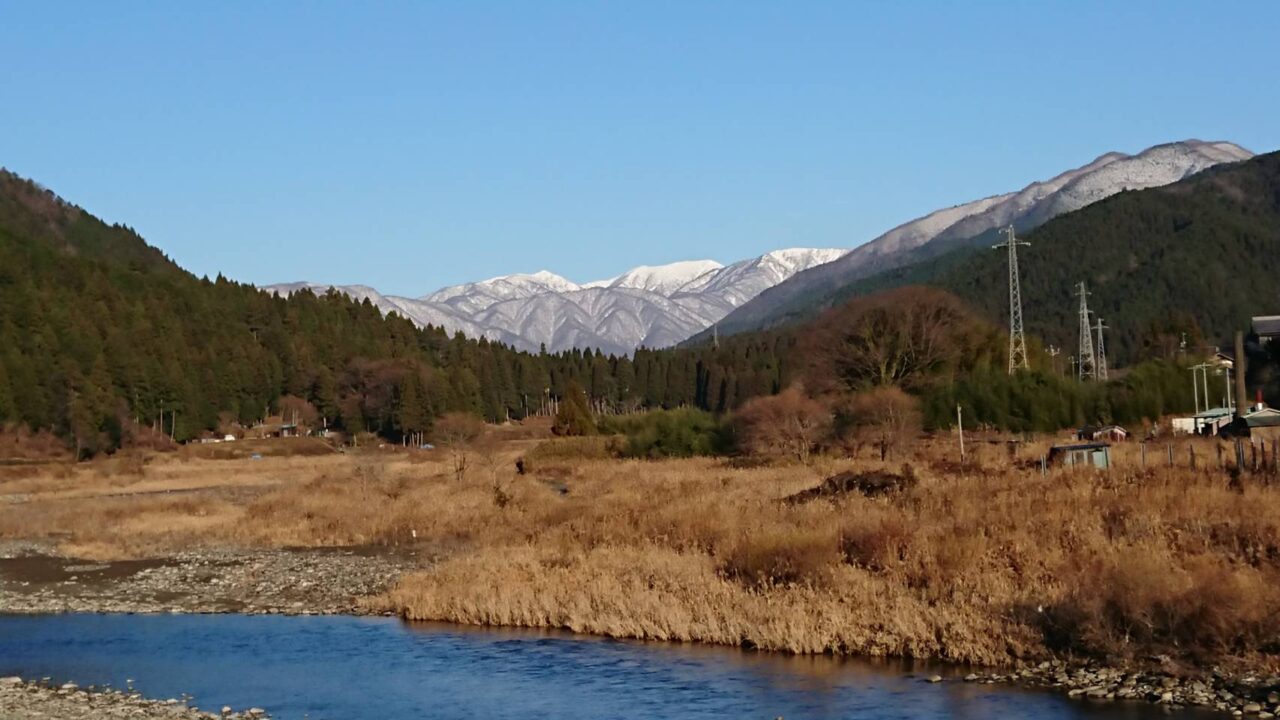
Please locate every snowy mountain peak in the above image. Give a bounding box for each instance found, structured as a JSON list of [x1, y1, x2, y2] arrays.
[[596, 259, 724, 295], [265, 248, 842, 355]]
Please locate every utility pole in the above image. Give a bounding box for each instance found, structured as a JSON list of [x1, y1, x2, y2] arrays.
[[1047, 345, 1061, 376], [1093, 317, 1109, 381], [994, 226, 1030, 373], [1076, 282, 1097, 381], [1190, 364, 1204, 414], [956, 404, 965, 461]]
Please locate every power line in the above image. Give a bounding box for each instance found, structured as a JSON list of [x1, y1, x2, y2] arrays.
[[994, 226, 1030, 373]]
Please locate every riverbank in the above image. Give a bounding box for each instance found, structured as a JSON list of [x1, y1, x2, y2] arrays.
[[0, 541, 415, 615], [963, 663, 1280, 716], [3, 436, 1279, 715], [0, 676, 269, 719]]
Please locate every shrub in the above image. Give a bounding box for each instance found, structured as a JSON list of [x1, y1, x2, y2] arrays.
[[832, 386, 922, 460], [599, 408, 732, 458], [720, 525, 840, 589], [734, 387, 832, 464]]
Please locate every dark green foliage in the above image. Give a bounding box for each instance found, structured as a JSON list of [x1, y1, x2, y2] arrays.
[[919, 359, 1194, 433], [0, 164, 1217, 452], [753, 151, 1280, 365], [599, 408, 733, 458], [552, 380, 597, 436]]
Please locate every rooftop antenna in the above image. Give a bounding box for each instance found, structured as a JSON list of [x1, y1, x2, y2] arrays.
[[1076, 282, 1097, 381], [994, 226, 1030, 373], [1093, 316, 1109, 381]]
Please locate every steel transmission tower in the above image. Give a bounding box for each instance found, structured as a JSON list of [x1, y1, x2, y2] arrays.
[[1076, 282, 1097, 381], [1093, 317, 1109, 381], [994, 226, 1030, 373]]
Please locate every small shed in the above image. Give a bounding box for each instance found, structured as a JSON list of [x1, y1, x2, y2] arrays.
[[1172, 407, 1234, 436], [1078, 424, 1128, 442], [1048, 442, 1111, 470], [1244, 408, 1280, 442]]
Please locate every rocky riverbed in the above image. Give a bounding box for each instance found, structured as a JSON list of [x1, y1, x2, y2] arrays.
[[0, 676, 269, 719], [963, 661, 1280, 717], [0, 541, 421, 615]]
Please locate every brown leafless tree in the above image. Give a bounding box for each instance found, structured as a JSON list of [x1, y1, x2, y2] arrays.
[[800, 286, 991, 393], [735, 387, 832, 464], [434, 412, 485, 481]]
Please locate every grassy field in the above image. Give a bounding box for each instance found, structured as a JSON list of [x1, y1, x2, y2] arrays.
[[2, 430, 1278, 672]]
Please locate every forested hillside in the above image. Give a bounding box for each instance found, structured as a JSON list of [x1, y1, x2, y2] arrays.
[[0, 170, 796, 454], [740, 151, 1280, 364], [0, 167, 1203, 456]]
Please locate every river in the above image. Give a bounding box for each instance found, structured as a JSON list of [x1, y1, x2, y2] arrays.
[[0, 614, 1221, 719]]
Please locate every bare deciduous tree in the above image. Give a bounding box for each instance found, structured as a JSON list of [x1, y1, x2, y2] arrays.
[[801, 286, 992, 393], [735, 387, 832, 464], [434, 412, 485, 481], [834, 386, 922, 461]]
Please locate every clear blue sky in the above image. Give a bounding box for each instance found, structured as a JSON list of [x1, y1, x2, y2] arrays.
[[2, 2, 1276, 296]]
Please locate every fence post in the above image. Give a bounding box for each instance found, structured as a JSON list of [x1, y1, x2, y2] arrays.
[[1167, 444, 1173, 467], [1041, 455, 1047, 477], [1251, 442, 1258, 473], [1141, 442, 1146, 468], [1189, 445, 1196, 470], [1218, 443, 1224, 469]]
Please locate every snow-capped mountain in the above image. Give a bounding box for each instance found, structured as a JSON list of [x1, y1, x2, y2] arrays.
[[709, 139, 1254, 336], [586, 259, 723, 294], [265, 249, 844, 356]]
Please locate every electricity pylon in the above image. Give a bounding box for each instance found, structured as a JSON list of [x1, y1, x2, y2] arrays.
[[1093, 317, 1109, 381], [1077, 282, 1097, 381], [994, 226, 1030, 373]]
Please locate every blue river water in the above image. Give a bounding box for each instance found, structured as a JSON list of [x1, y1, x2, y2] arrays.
[[0, 614, 1220, 719]]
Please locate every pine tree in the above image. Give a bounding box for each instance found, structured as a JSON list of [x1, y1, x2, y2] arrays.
[[553, 380, 597, 436]]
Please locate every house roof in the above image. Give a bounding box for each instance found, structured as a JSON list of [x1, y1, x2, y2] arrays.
[[1245, 408, 1280, 427], [1193, 407, 1234, 419], [1051, 442, 1110, 452], [1253, 315, 1280, 336]]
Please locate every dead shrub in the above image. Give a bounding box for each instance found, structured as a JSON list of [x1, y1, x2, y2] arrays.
[[735, 388, 832, 465], [1042, 548, 1280, 661], [840, 511, 915, 572], [720, 525, 839, 589]]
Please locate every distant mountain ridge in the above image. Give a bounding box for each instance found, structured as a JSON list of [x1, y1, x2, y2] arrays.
[[706, 140, 1254, 337], [266, 248, 845, 356], [809, 149, 1280, 365]]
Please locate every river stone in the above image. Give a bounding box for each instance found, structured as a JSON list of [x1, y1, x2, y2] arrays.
[[0, 677, 22, 686], [927, 675, 942, 683]]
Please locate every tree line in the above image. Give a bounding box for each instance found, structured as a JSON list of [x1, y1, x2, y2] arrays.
[[0, 169, 1202, 456]]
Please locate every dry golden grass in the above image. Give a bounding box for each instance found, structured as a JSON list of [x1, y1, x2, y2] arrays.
[[3, 432, 1278, 670]]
